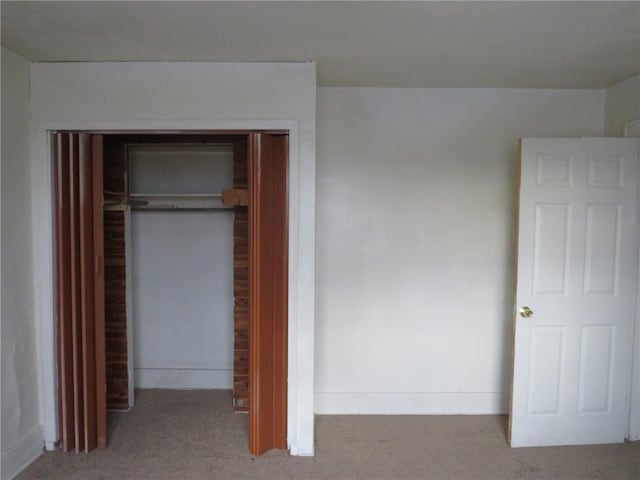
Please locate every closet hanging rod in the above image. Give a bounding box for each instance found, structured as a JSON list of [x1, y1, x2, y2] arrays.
[[128, 193, 224, 198], [128, 193, 230, 211], [130, 207, 233, 211]]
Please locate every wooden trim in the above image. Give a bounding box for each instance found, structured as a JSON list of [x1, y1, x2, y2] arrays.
[[222, 188, 248, 207]]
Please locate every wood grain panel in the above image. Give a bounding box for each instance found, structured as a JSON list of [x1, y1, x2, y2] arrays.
[[54, 132, 106, 453], [91, 135, 107, 447], [69, 134, 85, 452], [103, 211, 128, 410], [102, 136, 129, 411], [233, 141, 250, 411], [103, 137, 127, 194], [79, 134, 97, 451], [249, 133, 288, 455], [54, 133, 75, 451]]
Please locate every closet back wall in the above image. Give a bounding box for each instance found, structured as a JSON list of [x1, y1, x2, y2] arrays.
[[130, 146, 234, 389]]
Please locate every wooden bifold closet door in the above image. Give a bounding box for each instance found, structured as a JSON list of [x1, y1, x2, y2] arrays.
[[53, 131, 288, 456], [53, 132, 107, 452], [248, 133, 289, 455]]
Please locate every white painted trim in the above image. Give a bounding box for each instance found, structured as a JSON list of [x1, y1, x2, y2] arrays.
[[134, 368, 232, 389], [31, 118, 313, 455], [314, 392, 509, 415], [31, 128, 57, 452], [0, 425, 44, 480]]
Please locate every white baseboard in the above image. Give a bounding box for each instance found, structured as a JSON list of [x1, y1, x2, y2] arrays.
[[134, 368, 232, 389], [290, 444, 315, 456], [314, 392, 509, 415], [1, 425, 44, 480]]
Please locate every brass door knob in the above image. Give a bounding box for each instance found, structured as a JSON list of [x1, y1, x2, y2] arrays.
[[519, 306, 533, 318]]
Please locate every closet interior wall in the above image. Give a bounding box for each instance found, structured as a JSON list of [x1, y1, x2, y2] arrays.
[[101, 134, 249, 410]]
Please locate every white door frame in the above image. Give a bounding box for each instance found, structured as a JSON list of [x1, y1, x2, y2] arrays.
[[30, 119, 315, 455]]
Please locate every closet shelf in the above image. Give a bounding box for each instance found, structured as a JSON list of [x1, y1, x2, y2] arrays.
[[128, 193, 229, 211]]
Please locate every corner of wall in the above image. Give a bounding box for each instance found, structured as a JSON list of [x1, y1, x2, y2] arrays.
[[604, 74, 640, 136], [0, 426, 44, 480]]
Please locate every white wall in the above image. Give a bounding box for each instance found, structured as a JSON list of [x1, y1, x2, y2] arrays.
[[315, 87, 605, 414], [1, 49, 43, 479], [131, 210, 233, 389], [29, 61, 316, 455], [132, 211, 233, 389], [604, 75, 640, 136], [129, 145, 234, 389]]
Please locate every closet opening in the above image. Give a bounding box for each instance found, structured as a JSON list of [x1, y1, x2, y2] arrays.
[[52, 131, 288, 456]]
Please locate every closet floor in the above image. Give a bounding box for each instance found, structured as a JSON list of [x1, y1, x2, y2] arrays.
[[17, 389, 640, 480]]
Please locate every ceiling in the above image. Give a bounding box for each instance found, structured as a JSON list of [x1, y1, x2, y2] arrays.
[[2, 1, 639, 89]]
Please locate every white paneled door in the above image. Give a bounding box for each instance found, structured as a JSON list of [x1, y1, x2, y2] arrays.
[[510, 138, 640, 447]]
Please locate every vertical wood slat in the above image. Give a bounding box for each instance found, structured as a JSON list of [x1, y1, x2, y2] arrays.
[[55, 133, 75, 451], [79, 134, 97, 451], [248, 133, 289, 455], [92, 135, 107, 448], [69, 134, 85, 452], [54, 132, 106, 453]]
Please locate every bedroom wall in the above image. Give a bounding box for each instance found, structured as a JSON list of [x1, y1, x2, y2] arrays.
[[315, 87, 605, 414], [604, 74, 640, 136], [129, 145, 235, 389], [1, 48, 42, 480]]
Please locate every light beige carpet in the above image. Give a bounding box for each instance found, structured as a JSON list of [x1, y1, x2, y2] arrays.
[[17, 389, 640, 480]]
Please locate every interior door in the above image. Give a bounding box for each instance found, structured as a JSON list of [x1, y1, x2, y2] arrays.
[[248, 133, 288, 455], [53, 132, 107, 451], [510, 138, 639, 447]]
